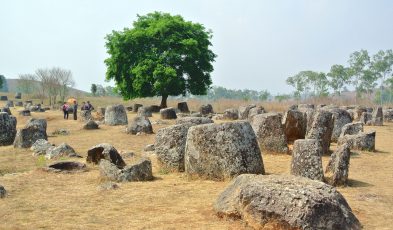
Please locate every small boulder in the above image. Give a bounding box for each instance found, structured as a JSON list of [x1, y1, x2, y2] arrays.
[[45, 143, 80, 159], [238, 104, 255, 119], [177, 102, 190, 113], [291, 139, 324, 181], [222, 108, 239, 120], [367, 106, 383, 126], [329, 108, 353, 142], [155, 124, 193, 172], [185, 121, 265, 180], [15, 92, 22, 99], [214, 174, 361, 230], [80, 110, 92, 122], [360, 111, 372, 125], [31, 139, 54, 156], [325, 144, 351, 186], [247, 106, 265, 120], [19, 109, 31, 116], [149, 105, 161, 113], [105, 105, 128, 125], [13, 118, 47, 148], [1, 107, 11, 115], [175, 117, 213, 125], [340, 122, 363, 137], [0, 96, 8, 101], [51, 128, 70, 136], [126, 116, 153, 135], [6, 101, 14, 107], [338, 131, 376, 151], [137, 107, 153, 117], [160, 107, 177, 119], [306, 110, 334, 155], [282, 109, 306, 142], [383, 109, 393, 122], [133, 104, 143, 112], [99, 158, 153, 182], [0, 112, 17, 146], [0, 185, 6, 198], [199, 104, 213, 115], [15, 101, 23, 107], [83, 120, 99, 130], [251, 113, 288, 154], [86, 143, 126, 168], [144, 144, 155, 152]]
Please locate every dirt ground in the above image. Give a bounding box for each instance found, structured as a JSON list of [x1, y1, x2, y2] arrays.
[[0, 107, 392, 229]]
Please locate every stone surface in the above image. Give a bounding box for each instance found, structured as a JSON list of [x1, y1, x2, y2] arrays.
[[360, 111, 372, 125], [214, 174, 361, 230], [144, 144, 155, 152], [51, 128, 70, 136], [329, 108, 353, 142], [306, 110, 334, 155], [298, 104, 315, 110], [137, 107, 152, 117], [185, 121, 265, 180], [45, 143, 80, 159], [15, 92, 22, 99], [177, 102, 190, 113], [175, 117, 213, 125], [1, 107, 11, 115], [0, 185, 6, 198], [133, 104, 143, 112], [31, 139, 54, 156], [0, 112, 17, 146], [282, 109, 306, 142], [199, 104, 213, 115], [99, 158, 153, 182], [325, 144, 351, 186], [155, 124, 193, 172], [6, 101, 14, 107], [19, 109, 31, 116], [0, 96, 8, 101], [160, 107, 177, 119], [83, 120, 99, 130], [298, 108, 315, 134], [80, 110, 92, 122], [251, 113, 288, 154], [126, 116, 153, 135], [338, 131, 376, 151], [367, 107, 383, 126], [238, 104, 256, 120], [247, 106, 265, 120], [291, 139, 324, 181], [340, 122, 364, 138], [384, 109, 393, 122], [86, 143, 126, 168], [105, 105, 128, 125], [15, 101, 23, 107], [13, 118, 47, 148], [222, 108, 239, 120]]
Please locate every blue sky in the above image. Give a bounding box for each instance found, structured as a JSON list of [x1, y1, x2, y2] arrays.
[[1, 0, 392, 94]]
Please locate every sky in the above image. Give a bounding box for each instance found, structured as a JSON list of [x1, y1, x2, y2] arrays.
[[1, 0, 392, 94]]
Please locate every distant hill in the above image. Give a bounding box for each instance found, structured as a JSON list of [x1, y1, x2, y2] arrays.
[[5, 78, 88, 96]]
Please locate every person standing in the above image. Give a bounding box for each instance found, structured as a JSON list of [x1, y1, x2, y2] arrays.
[[62, 102, 69, 119], [73, 100, 78, 120]]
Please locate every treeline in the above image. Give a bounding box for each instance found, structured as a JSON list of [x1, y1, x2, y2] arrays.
[[90, 84, 119, 97], [286, 49, 393, 104], [17, 67, 75, 105], [186, 86, 271, 101]]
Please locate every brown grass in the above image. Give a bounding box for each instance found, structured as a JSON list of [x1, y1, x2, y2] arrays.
[[0, 101, 393, 229]]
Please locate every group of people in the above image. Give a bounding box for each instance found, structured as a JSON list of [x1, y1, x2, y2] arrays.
[[62, 100, 94, 120]]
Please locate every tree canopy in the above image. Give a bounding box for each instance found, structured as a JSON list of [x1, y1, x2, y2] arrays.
[[105, 12, 217, 107]]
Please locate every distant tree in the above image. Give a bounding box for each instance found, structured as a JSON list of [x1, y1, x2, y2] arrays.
[[105, 86, 119, 97], [105, 12, 216, 108], [0, 75, 8, 92], [17, 74, 36, 94], [327, 64, 350, 96], [96, 84, 106, 96], [348, 50, 371, 99], [91, 84, 97, 96], [275, 94, 291, 102], [371, 49, 393, 105], [0, 75, 3, 89], [50, 67, 74, 102], [286, 72, 308, 99], [259, 90, 271, 101]]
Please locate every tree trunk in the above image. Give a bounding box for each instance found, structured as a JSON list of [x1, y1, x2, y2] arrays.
[[160, 95, 168, 108]]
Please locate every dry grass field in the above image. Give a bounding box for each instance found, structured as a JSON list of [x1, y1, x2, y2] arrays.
[[0, 102, 393, 229]]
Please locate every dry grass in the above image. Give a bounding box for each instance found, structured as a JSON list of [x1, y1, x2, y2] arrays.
[[0, 101, 393, 229]]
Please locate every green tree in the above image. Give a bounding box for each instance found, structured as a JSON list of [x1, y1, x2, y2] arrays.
[[371, 49, 393, 105], [286, 72, 308, 99], [0, 75, 7, 92], [91, 84, 97, 96], [327, 64, 350, 96], [348, 50, 370, 99], [105, 12, 217, 108]]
